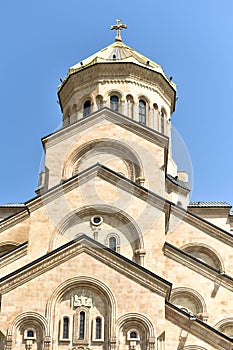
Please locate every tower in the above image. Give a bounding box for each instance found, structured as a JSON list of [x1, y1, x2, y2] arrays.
[[0, 21, 233, 350]]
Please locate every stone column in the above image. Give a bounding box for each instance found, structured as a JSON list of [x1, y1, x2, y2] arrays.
[[5, 336, 12, 350], [43, 337, 51, 350], [110, 336, 117, 350], [135, 249, 146, 266]]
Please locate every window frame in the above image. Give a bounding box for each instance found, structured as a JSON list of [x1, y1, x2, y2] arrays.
[[73, 307, 90, 344], [110, 95, 119, 112], [59, 315, 72, 342], [92, 315, 104, 342], [83, 100, 91, 117], [139, 99, 146, 125], [24, 328, 36, 340], [127, 329, 140, 341]]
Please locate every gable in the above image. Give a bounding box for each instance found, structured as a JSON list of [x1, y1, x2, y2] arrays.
[[41, 108, 168, 190]]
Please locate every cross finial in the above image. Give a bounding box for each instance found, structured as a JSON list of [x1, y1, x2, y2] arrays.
[[110, 19, 128, 42]]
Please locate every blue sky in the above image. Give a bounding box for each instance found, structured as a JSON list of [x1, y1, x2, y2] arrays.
[[0, 0, 233, 205]]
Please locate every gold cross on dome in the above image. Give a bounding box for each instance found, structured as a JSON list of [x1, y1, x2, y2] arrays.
[[110, 19, 128, 42]]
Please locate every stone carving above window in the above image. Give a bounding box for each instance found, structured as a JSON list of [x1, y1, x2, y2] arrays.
[[71, 291, 93, 309]]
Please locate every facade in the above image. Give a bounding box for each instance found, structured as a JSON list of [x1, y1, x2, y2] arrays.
[[0, 21, 233, 350]]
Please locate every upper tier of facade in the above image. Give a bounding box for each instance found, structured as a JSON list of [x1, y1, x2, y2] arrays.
[[58, 40, 176, 139]]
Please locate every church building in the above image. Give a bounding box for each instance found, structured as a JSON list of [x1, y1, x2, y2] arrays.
[[0, 21, 233, 350]]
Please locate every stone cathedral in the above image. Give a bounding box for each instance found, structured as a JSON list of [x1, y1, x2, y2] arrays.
[[0, 21, 233, 350]]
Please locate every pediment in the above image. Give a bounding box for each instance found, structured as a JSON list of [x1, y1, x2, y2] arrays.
[[0, 234, 171, 299], [42, 107, 168, 150]]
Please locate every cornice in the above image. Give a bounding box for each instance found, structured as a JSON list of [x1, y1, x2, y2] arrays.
[[0, 208, 29, 233], [42, 108, 169, 150], [170, 204, 233, 247], [0, 242, 28, 269], [0, 236, 171, 298], [58, 63, 176, 112], [164, 242, 233, 292], [0, 164, 169, 234], [165, 302, 233, 349]]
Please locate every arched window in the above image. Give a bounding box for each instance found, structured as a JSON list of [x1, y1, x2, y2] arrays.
[[83, 100, 91, 117], [109, 236, 117, 252], [127, 329, 140, 340], [93, 315, 104, 341], [130, 331, 137, 338], [139, 99, 146, 124], [24, 328, 36, 340], [79, 311, 85, 339], [27, 330, 34, 338], [95, 317, 102, 339], [110, 95, 119, 112], [161, 108, 167, 134], [63, 317, 69, 339], [126, 94, 134, 118], [161, 112, 164, 134]]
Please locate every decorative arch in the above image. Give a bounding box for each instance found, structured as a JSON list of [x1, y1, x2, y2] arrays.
[[215, 317, 233, 337], [71, 103, 78, 114], [7, 311, 48, 349], [96, 94, 104, 109], [107, 89, 123, 100], [170, 287, 207, 319], [79, 93, 95, 108], [49, 204, 144, 252], [116, 313, 155, 337], [126, 94, 134, 119], [137, 95, 150, 105], [8, 311, 48, 336], [116, 313, 155, 350], [181, 243, 224, 271], [160, 107, 167, 134], [160, 106, 167, 116], [62, 138, 144, 181], [126, 94, 134, 102], [45, 276, 117, 339]]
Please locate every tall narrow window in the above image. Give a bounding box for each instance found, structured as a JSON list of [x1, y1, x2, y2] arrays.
[[79, 311, 85, 339], [63, 317, 69, 339], [110, 95, 119, 112], [95, 317, 102, 339], [109, 236, 117, 251], [161, 111, 165, 134], [83, 100, 91, 117], [139, 99, 146, 124]]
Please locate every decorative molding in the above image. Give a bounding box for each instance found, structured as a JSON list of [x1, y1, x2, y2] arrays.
[[165, 302, 232, 350], [164, 243, 233, 292], [42, 108, 169, 149], [0, 209, 29, 233], [0, 236, 171, 299], [58, 63, 175, 112], [0, 242, 28, 269], [169, 204, 233, 248]]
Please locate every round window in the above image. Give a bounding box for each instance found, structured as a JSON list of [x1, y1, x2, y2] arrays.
[[91, 215, 103, 226]]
